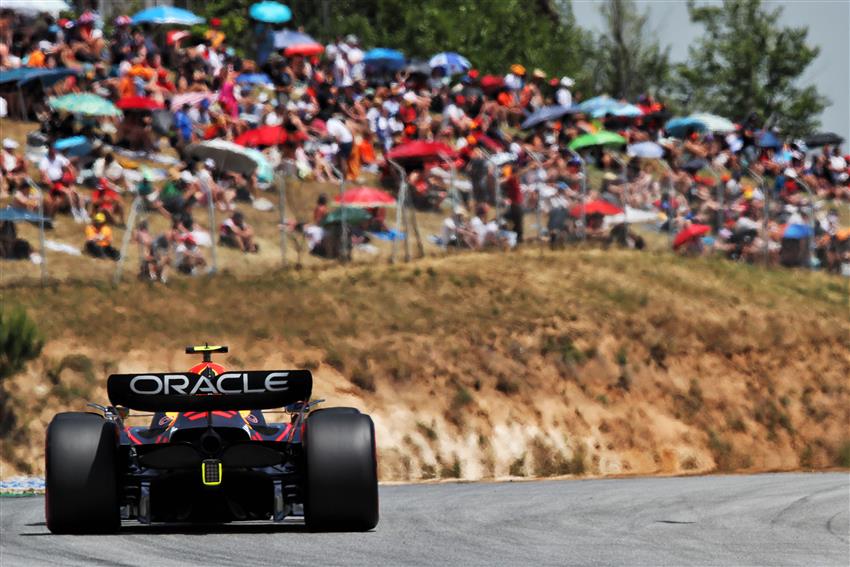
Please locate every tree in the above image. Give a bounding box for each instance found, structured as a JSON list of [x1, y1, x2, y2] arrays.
[[588, 0, 671, 101], [676, 0, 827, 136], [195, 0, 593, 88]]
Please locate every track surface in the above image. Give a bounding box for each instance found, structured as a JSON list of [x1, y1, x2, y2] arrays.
[[1, 472, 848, 566]]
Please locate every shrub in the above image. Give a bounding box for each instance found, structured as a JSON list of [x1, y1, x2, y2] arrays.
[[495, 375, 519, 395], [509, 454, 526, 477], [416, 421, 438, 442], [350, 366, 375, 392], [836, 441, 850, 468], [440, 457, 462, 479], [0, 304, 43, 382], [451, 386, 473, 411]]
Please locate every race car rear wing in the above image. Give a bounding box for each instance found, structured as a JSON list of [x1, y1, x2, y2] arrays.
[[107, 370, 313, 412]]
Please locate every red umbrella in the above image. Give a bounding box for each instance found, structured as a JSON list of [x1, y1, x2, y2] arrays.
[[234, 125, 288, 147], [480, 75, 504, 91], [116, 96, 165, 111], [569, 200, 623, 218], [285, 44, 324, 57], [334, 186, 397, 208], [673, 223, 711, 249], [386, 141, 457, 162]]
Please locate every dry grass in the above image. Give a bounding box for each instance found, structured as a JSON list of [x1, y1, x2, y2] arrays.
[[2, 116, 850, 480]]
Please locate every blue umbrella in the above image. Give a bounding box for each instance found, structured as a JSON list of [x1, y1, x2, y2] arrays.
[[249, 1, 291, 23], [627, 141, 664, 159], [132, 6, 204, 25], [610, 103, 644, 118], [429, 52, 471, 75], [363, 48, 405, 71], [0, 207, 48, 223], [236, 73, 273, 85], [578, 95, 619, 115], [783, 224, 813, 240], [520, 105, 578, 130], [756, 130, 782, 149], [54, 135, 92, 158], [665, 116, 706, 138]]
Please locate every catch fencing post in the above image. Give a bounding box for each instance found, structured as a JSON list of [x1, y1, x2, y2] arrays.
[[747, 168, 768, 266], [331, 165, 348, 263], [114, 196, 142, 285], [388, 159, 408, 263], [796, 177, 817, 270], [566, 149, 587, 241], [27, 178, 48, 285]]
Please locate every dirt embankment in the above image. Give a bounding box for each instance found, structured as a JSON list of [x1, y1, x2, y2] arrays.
[[2, 249, 849, 480]]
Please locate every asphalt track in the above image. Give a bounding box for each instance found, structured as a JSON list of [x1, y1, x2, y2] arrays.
[[1, 472, 848, 566]]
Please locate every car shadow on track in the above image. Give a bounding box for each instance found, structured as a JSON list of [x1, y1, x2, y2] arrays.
[[21, 521, 308, 536]]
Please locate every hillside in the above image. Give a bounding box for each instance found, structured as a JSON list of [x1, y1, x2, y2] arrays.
[[2, 248, 849, 480]]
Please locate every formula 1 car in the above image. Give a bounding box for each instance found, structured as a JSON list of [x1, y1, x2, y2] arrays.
[[44, 345, 378, 533]]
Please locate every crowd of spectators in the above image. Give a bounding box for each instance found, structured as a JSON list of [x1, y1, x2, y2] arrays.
[[0, 6, 848, 277]]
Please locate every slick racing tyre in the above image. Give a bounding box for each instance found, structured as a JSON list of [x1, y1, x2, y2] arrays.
[[304, 408, 378, 531], [45, 412, 120, 534]]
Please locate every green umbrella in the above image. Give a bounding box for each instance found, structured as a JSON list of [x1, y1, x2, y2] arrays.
[[48, 93, 122, 117], [568, 130, 627, 151], [321, 207, 371, 226]]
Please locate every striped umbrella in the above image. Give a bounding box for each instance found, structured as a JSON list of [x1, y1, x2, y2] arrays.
[[429, 52, 471, 75]]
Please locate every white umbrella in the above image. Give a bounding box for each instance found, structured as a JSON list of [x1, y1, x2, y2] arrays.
[[1, 0, 70, 17], [689, 113, 736, 133]]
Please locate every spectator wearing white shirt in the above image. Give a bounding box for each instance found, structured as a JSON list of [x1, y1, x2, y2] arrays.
[[556, 76, 574, 107], [39, 144, 87, 223], [326, 114, 354, 174]]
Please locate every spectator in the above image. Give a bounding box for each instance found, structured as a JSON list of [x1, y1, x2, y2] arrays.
[[133, 219, 169, 283], [84, 212, 119, 260], [219, 210, 258, 253], [174, 234, 206, 275], [39, 144, 86, 222]]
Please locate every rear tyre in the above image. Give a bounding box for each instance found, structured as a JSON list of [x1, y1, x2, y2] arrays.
[[45, 412, 120, 534], [304, 408, 378, 531]]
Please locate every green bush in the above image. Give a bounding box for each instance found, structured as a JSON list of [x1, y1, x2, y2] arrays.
[[0, 304, 43, 381]]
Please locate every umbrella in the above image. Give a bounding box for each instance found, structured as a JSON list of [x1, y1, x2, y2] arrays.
[[116, 96, 165, 111], [665, 116, 705, 138], [570, 200, 623, 218], [804, 132, 844, 148], [249, 1, 292, 24], [682, 158, 708, 173], [429, 52, 471, 75], [386, 141, 457, 162], [756, 130, 782, 149], [170, 92, 215, 111], [627, 141, 664, 159], [782, 224, 813, 240], [480, 75, 504, 91], [234, 125, 288, 147], [54, 135, 92, 158], [236, 73, 273, 86], [274, 29, 320, 49], [335, 187, 396, 208], [0, 0, 69, 17], [185, 140, 272, 182], [404, 60, 432, 76], [568, 130, 626, 151], [610, 103, 644, 118], [673, 223, 711, 249], [363, 48, 405, 71], [49, 93, 121, 117], [689, 113, 736, 133], [321, 207, 372, 226], [151, 109, 174, 135], [520, 105, 578, 130], [132, 6, 204, 25], [577, 95, 619, 115], [285, 43, 324, 57], [0, 207, 49, 223]]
